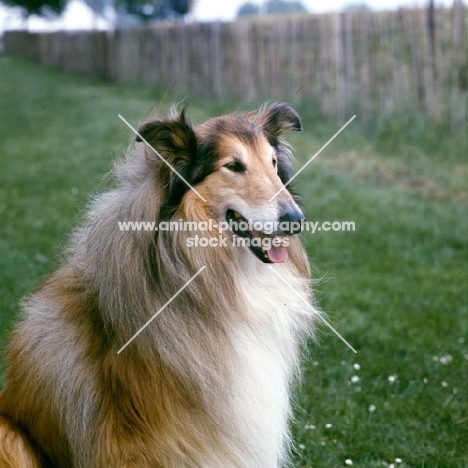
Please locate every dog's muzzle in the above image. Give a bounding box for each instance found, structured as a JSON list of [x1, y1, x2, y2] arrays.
[[226, 207, 306, 264]]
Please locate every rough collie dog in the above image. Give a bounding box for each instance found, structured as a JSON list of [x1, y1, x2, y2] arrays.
[[0, 103, 318, 467]]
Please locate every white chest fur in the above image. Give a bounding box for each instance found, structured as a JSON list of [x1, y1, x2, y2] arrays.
[[220, 258, 314, 467]]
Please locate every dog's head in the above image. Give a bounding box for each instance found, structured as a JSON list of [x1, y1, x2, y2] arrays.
[[136, 103, 305, 264]]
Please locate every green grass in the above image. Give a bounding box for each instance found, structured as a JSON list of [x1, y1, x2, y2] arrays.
[[0, 56, 466, 467]]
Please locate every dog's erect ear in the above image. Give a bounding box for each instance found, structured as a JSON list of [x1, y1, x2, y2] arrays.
[[136, 107, 197, 165], [252, 103, 302, 188], [257, 102, 302, 144], [136, 108, 198, 218]]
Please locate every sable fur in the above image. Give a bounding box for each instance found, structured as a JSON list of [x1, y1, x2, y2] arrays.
[[0, 103, 318, 467]]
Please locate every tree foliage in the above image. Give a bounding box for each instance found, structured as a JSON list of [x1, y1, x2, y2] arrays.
[[116, 0, 192, 21], [342, 3, 370, 12], [266, 0, 307, 15], [1, 0, 67, 17], [237, 0, 308, 18], [237, 1, 258, 17]]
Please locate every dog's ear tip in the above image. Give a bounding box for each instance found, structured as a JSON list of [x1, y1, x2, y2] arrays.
[[133, 110, 197, 155], [171, 102, 192, 126], [136, 124, 155, 143], [136, 120, 155, 142], [260, 101, 302, 136]]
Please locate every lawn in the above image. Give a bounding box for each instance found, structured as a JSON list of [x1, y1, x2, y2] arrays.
[[0, 56, 466, 467]]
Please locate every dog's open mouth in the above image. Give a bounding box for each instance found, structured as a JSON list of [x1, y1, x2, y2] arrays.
[[226, 209, 289, 264]]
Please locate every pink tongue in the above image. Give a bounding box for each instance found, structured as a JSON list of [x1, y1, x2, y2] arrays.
[[266, 245, 287, 263], [250, 229, 288, 263]]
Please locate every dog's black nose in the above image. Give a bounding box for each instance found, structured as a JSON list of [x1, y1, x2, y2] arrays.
[[279, 208, 306, 234]]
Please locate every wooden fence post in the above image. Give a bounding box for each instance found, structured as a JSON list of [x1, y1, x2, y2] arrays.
[[2, 8, 465, 129]]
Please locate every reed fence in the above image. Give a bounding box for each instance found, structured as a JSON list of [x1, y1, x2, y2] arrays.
[[4, 4, 467, 128]]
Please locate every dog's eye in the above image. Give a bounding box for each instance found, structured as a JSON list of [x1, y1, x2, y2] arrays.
[[225, 161, 245, 173]]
